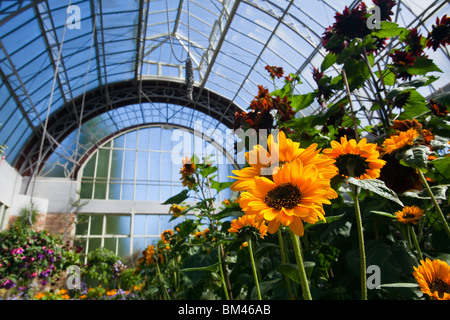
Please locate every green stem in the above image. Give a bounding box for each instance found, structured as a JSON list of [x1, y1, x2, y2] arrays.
[[248, 238, 262, 300], [277, 229, 295, 300], [418, 170, 450, 238], [409, 225, 424, 261], [352, 186, 367, 300], [289, 230, 312, 300], [218, 245, 230, 300], [155, 259, 170, 300]]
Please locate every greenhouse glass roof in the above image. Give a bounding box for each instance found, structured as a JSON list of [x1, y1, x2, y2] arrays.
[[0, 0, 448, 177]]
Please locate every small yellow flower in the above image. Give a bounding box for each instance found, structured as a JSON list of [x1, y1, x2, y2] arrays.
[[61, 294, 70, 300], [394, 205, 425, 225], [228, 215, 268, 239], [79, 295, 87, 299], [35, 292, 46, 300], [106, 289, 117, 296]]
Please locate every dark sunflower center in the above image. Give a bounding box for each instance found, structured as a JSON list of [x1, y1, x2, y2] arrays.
[[264, 183, 302, 210], [430, 278, 450, 299], [335, 154, 370, 178]]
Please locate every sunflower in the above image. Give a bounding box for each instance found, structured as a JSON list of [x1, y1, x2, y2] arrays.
[[180, 156, 196, 188], [160, 229, 174, 244], [230, 131, 338, 195], [394, 205, 425, 225], [426, 15, 450, 51], [383, 128, 419, 154], [169, 204, 186, 218], [372, 0, 397, 22], [228, 215, 268, 240], [413, 258, 450, 300], [237, 158, 335, 237], [322, 136, 386, 179]]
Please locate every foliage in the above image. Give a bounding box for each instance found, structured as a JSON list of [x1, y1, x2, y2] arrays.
[[0, 223, 76, 296]]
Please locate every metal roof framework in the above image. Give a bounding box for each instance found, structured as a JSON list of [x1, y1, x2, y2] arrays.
[[0, 0, 448, 177]]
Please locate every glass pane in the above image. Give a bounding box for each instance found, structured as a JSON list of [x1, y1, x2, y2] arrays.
[[161, 129, 172, 151], [123, 150, 136, 179], [160, 153, 172, 180], [80, 181, 93, 199], [136, 151, 149, 180], [96, 148, 110, 178], [94, 182, 107, 199], [110, 149, 124, 179], [159, 215, 172, 232], [121, 184, 134, 200], [104, 238, 117, 254], [133, 237, 146, 254], [135, 184, 147, 201], [106, 215, 130, 235], [90, 215, 103, 235], [114, 134, 125, 148], [108, 182, 121, 200], [133, 215, 146, 235], [148, 185, 160, 201], [88, 238, 101, 253], [125, 130, 137, 149], [146, 215, 159, 235], [150, 127, 161, 150], [138, 128, 150, 150], [149, 152, 160, 180], [118, 238, 130, 257], [75, 214, 89, 235], [83, 155, 96, 177]]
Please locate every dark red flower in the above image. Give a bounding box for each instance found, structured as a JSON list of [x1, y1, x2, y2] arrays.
[[405, 28, 425, 57], [429, 99, 449, 117], [321, 26, 347, 54], [391, 91, 411, 109], [333, 3, 370, 40], [426, 15, 450, 51], [372, 0, 397, 22], [264, 65, 284, 79], [389, 50, 416, 80]]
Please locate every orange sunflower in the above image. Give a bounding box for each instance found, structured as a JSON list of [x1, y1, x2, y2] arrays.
[[394, 205, 425, 225], [322, 135, 386, 179], [169, 204, 187, 218], [180, 156, 196, 188], [228, 214, 268, 239], [160, 229, 174, 244], [237, 158, 335, 237], [413, 258, 450, 300], [383, 128, 419, 154], [230, 131, 338, 197]]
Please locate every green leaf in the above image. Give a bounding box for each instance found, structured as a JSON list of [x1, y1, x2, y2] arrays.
[[375, 68, 396, 86], [431, 157, 450, 179], [209, 180, 233, 193], [401, 145, 430, 172], [377, 283, 419, 288], [279, 262, 315, 284], [401, 56, 442, 76], [398, 90, 429, 120], [343, 59, 370, 91], [180, 262, 220, 273], [370, 211, 396, 219], [321, 52, 336, 71], [162, 189, 189, 205], [346, 177, 404, 207], [372, 21, 406, 38], [200, 165, 217, 178], [290, 92, 317, 111]]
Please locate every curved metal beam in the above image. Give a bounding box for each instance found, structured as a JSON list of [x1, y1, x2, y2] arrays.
[[14, 78, 241, 176]]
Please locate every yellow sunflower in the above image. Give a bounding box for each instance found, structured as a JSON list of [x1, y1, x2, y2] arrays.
[[413, 258, 450, 300], [383, 128, 419, 154], [230, 131, 338, 195], [322, 135, 386, 179], [237, 158, 335, 237], [394, 205, 425, 225], [169, 204, 187, 218], [228, 214, 268, 239]]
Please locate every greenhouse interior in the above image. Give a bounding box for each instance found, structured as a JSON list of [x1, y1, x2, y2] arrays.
[[0, 0, 449, 302]]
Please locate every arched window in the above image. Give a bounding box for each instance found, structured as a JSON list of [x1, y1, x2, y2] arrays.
[[74, 125, 237, 258]]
